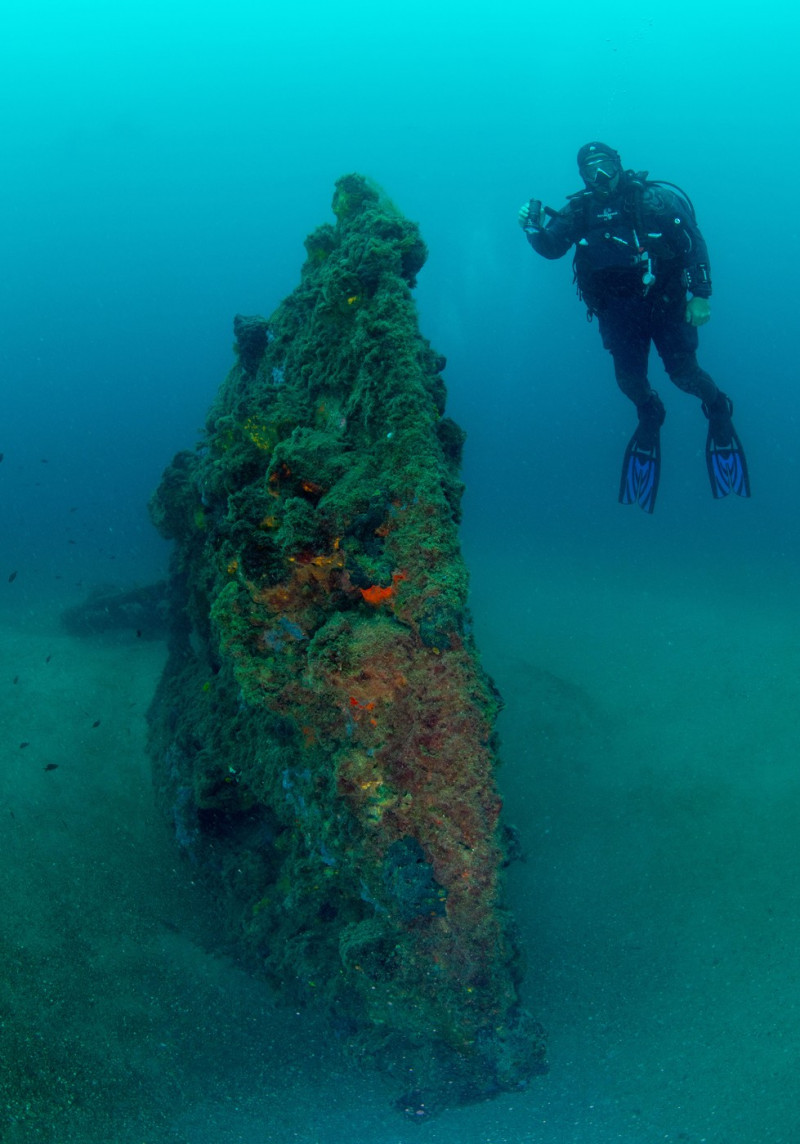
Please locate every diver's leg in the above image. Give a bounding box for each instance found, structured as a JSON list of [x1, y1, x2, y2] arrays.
[[655, 306, 750, 497], [598, 301, 661, 409], [599, 302, 665, 511], [660, 346, 718, 405], [653, 293, 717, 403], [598, 303, 665, 433]]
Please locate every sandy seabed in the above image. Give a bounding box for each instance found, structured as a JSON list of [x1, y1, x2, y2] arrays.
[[1, 545, 798, 1144]]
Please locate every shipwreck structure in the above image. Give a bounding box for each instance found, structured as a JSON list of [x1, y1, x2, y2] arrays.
[[147, 175, 545, 1114]]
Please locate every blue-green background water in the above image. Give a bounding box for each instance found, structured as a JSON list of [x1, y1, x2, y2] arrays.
[[1, 2, 799, 1141]]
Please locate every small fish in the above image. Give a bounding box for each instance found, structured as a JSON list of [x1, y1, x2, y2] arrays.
[[44, 763, 59, 772], [8, 571, 17, 583], [45, 654, 52, 663], [19, 741, 30, 749], [136, 629, 142, 638], [92, 719, 101, 728], [13, 675, 19, 684], [0, 452, 4, 462]]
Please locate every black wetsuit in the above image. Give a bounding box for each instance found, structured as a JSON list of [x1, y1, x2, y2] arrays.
[[526, 173, 719, 412]]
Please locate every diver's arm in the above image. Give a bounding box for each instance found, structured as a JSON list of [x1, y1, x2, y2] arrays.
[[646, 186, 712, 297], [679, 206, 712, 298], [681, 228, 712, 299], [519, 199, 578, 260]]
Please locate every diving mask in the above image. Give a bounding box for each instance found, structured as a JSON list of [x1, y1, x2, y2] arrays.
[[580, 153, 621, 192]]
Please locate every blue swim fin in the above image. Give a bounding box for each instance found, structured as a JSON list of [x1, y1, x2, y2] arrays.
[[703, 394, 751, 499], [619, 393, 665, 513], [619, 427, 661, 513]]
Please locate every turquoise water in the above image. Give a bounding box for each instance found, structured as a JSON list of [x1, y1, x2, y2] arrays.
[[2, 1, 799, 1140]]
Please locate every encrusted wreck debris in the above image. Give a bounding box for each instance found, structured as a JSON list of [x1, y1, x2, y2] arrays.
[[147, 174, 546, 1114], [61, 582, 168, 638]]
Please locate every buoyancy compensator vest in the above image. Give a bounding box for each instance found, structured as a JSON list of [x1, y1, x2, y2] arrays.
[[571, 171, 697, 314]]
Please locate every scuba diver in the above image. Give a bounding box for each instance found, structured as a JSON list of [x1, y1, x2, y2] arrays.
[[519, 142, 750, 512]]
